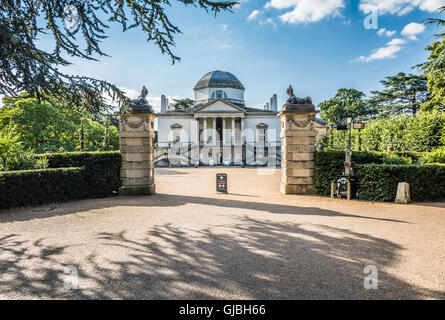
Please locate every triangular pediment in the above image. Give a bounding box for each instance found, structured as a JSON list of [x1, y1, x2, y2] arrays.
[[194, 99, 246, 114]]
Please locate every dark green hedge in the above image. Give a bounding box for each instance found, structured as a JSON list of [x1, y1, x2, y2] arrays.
[[314, 151, 445, 202], [0, 168, 86, 210], [1, 152, 121, 210], [36, 151, 122, 198], [355, 164, 445, 202], [314, 151, 386, 196]]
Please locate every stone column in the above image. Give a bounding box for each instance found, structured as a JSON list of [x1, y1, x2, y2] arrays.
[[213, 118, 217, 146], [231, 118, 236, 145], [240, 118, 244, 145], [203, 118, 208, 144], [222, 117, 226, 145], [194, 118, 200, 166], [278, 103, 318, 194], [119, 102, 156, 195]]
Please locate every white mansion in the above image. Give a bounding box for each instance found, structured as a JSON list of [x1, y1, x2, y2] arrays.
[[156, 70, 328, 166]]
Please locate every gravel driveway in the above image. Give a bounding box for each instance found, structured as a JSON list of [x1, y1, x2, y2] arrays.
[[0, 167, 444, 299]]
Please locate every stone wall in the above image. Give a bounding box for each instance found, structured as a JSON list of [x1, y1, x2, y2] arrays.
[[279, 104, 318, 194]]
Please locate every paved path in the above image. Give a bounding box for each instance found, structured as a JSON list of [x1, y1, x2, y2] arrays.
[[0, 168, 444, 299]]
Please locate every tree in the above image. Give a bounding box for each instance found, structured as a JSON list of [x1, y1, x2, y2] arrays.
[[0, 97, 77, 152], [421, 6, 445, 111], [173, 98, 194, 111], [425, 5, 445, 38], [0, 0, 237, 113], [0, 96, 119, 153], [421, 39, 445, 111], [318, 88, 374, 125], [368, 72, 429, 116], [103, 116, 111, 151]]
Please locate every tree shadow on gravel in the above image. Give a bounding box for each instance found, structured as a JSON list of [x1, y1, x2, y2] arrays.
[[0, 194, 408, 224], [0, 216, 442, 299]]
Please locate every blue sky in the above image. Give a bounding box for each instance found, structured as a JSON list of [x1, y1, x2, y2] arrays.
[[37, 0, 445, 111]]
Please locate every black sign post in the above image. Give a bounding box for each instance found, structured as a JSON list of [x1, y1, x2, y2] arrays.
[[216, 174, 228, 194]]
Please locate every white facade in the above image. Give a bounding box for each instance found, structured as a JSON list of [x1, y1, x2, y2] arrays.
[[156, 71, 281, 166]]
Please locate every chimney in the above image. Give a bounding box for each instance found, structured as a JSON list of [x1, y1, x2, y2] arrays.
[[161, 95, 167, 112], [273, 94, 278, 112]]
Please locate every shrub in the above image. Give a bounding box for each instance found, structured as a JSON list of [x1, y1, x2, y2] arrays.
[[355, 164, 445, 202], [314, 151, 385, 196], [315, 151, 422, 198], [382, 154, 412, 165], [321, 112, 445, 152], [419, 147, 445, 164], [0, 168, 87, 210], [0, 151, 122, 210], [0, 130, 36, 171], [35, 151, 122, 198]]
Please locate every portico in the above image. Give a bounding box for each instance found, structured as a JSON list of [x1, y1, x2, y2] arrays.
[[192, 100, 246, 165]]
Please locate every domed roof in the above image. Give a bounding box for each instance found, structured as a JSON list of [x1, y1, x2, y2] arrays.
[[194, 70, 245, 90]]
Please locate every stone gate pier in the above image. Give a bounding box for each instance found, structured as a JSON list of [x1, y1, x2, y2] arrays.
[[118, 93, 156, 195], [278, 102, 318, 194]]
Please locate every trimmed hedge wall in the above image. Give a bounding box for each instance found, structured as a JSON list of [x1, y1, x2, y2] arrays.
[[0, 168, 86, 210], [314, 151, 385, 196], [1, 152, 121, 210], [315, 151, 445, 202], [355, 164, 445, 202], [37, 151, 122, 198]]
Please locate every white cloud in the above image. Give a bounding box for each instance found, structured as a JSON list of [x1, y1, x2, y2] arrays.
[[352, 38, 406, 62], [377, 28, 396, 37], [247, 9, 261, 21], [401, 22, 426, 40], [265, 0, 345, 24], [260, 18, 278, 28], [359, 0, 445, 16]]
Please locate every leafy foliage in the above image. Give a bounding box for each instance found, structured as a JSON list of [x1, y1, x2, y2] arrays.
[[0, 151, 121, 210], [355, 164, 445, 202], [0, 167, 86, 210], [368, 72, 429, 116], [421, 38, 445, 112], [0, 128, 35, 171], [0, 0, 237, 113], [419, 147, 445, 164], [0, 97, 119, 154], [321, 112, 445, 152], [173, 98, 195, 111], [36, 151, 122, 198], [318, 88, 375, 125], [314, 151, 385, 196], [315, 151, 445, 202]]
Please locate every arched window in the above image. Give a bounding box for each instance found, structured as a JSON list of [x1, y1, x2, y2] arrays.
[[211, 90, 227, 100]]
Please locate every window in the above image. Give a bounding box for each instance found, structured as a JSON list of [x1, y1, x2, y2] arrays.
[[259, 128, 266, 144], [211, 90, 227, 100], [174, 129, 180, 142], [170, 124, 182, 143], [256, 123, 268, 145]]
